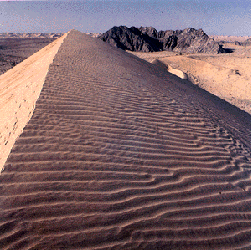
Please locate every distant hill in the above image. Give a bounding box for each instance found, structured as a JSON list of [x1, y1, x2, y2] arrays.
[[210, 35, 251, 43], [242, 38, 251, 45], [0, 33, 64, 38], [99, 26, 220, 53]]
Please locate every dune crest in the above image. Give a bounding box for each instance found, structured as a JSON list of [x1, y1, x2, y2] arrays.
[[0, 33, 68, 173], [0, 30, 251, 249]]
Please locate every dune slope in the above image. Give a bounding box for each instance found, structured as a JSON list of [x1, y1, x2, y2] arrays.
[[1, 30, 251, 249], [130, 50, 251, 115], [159, 55, 251, 115], [0, 33, 68, 173]]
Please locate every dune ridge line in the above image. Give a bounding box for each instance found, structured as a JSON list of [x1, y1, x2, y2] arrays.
[[0, 30, 251, 249], [0, 32, 68, 173]]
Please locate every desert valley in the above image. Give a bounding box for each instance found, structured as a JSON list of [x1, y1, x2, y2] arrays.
[[0, 28, 251, 249]]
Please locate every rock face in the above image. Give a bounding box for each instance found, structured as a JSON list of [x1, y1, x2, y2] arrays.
[[172, 28, 219, 53], [99, 26, 220, 53], [243, 38, 251, 46], [98, 26, 161, 52]]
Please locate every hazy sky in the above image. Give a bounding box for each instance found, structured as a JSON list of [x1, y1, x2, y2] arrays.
[[0, 0, 251, 36]]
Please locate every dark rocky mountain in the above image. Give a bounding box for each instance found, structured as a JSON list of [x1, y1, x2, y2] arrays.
[[171, 28, 219, 53], [99, 26, 220, 53], [98, 26, 162, 52]]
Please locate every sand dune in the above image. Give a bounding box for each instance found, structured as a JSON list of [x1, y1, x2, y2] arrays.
[[1, 30, 251, 249], [0, 33, 68, 173], [130, 48, 251, 115], [150, 58, 188, 80]]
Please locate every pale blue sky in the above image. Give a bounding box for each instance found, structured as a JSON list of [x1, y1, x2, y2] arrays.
[[0, 0, 251, 36]]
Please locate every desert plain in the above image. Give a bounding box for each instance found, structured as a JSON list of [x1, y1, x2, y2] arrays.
[[130, 41, 251, 115], [0, 30, 251, 249]]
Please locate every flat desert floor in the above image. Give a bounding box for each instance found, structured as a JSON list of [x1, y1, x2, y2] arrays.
[[0, 31, 251, 249], [130, 43, 251, 115]]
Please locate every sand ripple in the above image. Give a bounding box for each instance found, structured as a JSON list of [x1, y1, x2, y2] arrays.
[[1, 30, 251, 249]]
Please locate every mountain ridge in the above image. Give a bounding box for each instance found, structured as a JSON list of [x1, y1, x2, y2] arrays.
[[99, 26, 220, 53]]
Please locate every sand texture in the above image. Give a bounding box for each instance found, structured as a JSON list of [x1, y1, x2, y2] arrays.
[[0, 33, 68, 173], [1, 30, 251, 249], [131, 47, 251, 115]]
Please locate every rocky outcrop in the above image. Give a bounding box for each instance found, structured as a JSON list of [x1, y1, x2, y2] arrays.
[[242, 38, 251, 46], [172, 28, 219, 53], [138, 26, 158, 38], [99, 26, 220, 53], [98, 26, 162, 52]]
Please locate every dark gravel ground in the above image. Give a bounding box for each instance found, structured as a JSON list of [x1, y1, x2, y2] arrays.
[[0, 38, 57, 75]]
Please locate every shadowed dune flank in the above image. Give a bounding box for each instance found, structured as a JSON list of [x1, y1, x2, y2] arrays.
[[158, 56, 251, 114], [1, 30, 251, 249], [130, 50, 251, 115], [0, 33, 68, 173], [150, 59, 188, 80]]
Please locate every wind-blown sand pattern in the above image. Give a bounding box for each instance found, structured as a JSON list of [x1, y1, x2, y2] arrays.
[[130, 48, 251, 115], [0, 33, 68, 174], [1, 30, 251, 249], [158, 55, 251, 114]]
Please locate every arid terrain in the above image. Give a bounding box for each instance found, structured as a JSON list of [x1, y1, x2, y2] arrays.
[[0, 33, 68, 177], [0, 33, 63, 39], [209, 35, 251, 43], [0, 31, 251, 249], [0, 38, 61, 75], [130, 43, 251, 115]]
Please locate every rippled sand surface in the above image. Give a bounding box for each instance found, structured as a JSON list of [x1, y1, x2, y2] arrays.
[[1, 30, 251, 249]]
